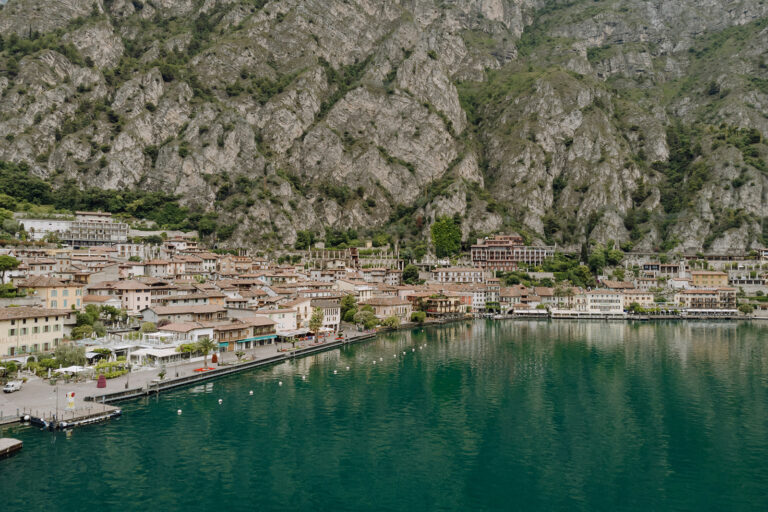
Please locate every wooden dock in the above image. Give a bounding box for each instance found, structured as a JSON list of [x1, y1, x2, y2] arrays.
[[0, 438, 22, 458]]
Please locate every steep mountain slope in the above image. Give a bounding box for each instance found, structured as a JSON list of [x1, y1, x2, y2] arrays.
[[0, 0, 767, 253]]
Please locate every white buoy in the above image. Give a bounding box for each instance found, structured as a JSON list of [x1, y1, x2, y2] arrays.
[[403, 351, 406, 355], [23, 415, 30, 421], [346, 366, 349, 370], [393, 354, 397, 358], [380, 357, 383, 361], [279, 381, 283, 386], [333, 370, 337, 374], [373, 361, 376, 364], [249, 390, 254, 395], [412, 348, 415, 352], [218, 399, 223, 404], [302, 375, 306, 380], [177, 409, 182, 415]]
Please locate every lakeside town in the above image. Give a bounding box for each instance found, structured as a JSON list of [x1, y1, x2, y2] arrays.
[[1, 210, 768, 423]]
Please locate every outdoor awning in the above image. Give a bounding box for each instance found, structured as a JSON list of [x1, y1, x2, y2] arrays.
[[58, 365, 86, 374], [236, 334, 277, 343], [277, 329, 309, 337], [131, 347, 179, 357]]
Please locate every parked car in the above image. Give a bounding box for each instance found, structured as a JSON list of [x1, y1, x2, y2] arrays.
[[3, 381, 22, 393]]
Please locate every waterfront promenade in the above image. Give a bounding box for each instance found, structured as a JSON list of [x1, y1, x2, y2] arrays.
[[0, 334, 368, 425]]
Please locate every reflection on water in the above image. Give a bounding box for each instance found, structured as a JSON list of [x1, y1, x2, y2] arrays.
[[2, 320, 768, 511]]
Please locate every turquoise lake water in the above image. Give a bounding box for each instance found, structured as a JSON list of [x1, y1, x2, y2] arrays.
[[2, 320, 768, 511]]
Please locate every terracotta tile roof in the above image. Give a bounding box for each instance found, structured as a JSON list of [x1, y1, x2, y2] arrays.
[[16, 276, 71, 288], [0, 307, 73, 321], [360, 297, 411, 306], [148, 305, 227, 315]]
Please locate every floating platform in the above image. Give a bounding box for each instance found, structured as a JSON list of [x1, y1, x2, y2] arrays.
[[29, 408, 122, 431], [0, 438, 22, 458]]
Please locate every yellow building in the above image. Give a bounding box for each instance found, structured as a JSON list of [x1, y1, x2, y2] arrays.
[[15, 276, 84, 310], [621, 290, 655, 310], [0, 307, 75, 356], [690, 271, 728, 288]]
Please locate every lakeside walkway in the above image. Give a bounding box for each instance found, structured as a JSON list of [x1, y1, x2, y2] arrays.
[[0, 332, 374, 426]]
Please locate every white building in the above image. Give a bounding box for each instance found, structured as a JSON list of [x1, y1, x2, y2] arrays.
[[310, 299, 341, 332], [432, 267, 486, 284], [587, 290, 624, 314], [18, 218, 71, 241], [254, 308, 298, 333]]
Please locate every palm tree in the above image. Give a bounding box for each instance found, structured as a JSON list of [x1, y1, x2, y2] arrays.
[[197, 336, 217, 369], [309, 307, 324, 338]]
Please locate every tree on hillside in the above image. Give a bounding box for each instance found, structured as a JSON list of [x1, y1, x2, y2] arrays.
[[100, 305, 125, 325], [76, 304, 100, 327], [71, 325, 94, 340], [402, 264, 420, 284], [353, 309, 378, 330], [140, 322, 157, 333], [309, 307, 324, 334], [294, 230, 315, 250], [340, 294, 357, 320], [54, 344, 86, 366], [382, 316, 400, 328], [92, 321, 107, 337], [0, 255, 20, 283], [430, 216, 462, 258]]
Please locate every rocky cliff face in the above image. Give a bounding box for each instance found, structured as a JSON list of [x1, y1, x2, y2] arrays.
[[1, 0, 767, 253]]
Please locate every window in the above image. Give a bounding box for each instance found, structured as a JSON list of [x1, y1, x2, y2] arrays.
[[20, 345, 27, 353], [8, 329, 15, 336], [53, 325, 60, 332], [43, 325, 49, 333], [63, 300, 67, 308], [51, 289, 58, 297], [63, 289, 69, 297], [20, 328, 27, 335], [33, 326, 39, 334], [51, 300, 57, 308]]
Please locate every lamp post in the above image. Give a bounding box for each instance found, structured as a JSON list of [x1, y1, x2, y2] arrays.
[[125, 347, 131, 389]]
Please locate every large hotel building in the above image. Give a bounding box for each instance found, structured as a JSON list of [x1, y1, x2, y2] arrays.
[[470, 235, 555, 272]]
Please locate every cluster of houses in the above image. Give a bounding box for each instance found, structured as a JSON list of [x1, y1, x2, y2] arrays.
[[0, 226, 766, 364]]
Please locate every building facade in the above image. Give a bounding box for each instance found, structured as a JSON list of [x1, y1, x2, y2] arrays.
[[691, 271, 729, 288], [471, 235, 555, 271], [0, 307, 75, 356], [432, 267, 486, 284]]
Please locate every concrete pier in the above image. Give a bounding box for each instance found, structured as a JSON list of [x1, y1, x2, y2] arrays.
[[0, 438, 22, 458], [28, 403, 121, 430]]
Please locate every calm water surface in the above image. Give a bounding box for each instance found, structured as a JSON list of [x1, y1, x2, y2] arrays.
[[2, 320, 768, 511]]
